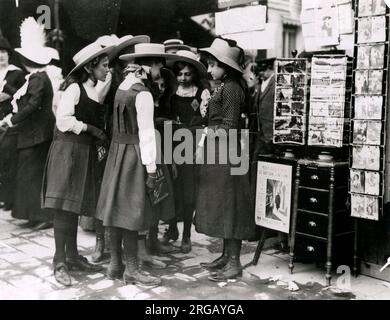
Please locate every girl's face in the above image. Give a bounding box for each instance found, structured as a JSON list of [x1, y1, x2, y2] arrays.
[[177, 65, 194, 88], [89, 56, 110, 82], [0, 49, 9, 66], [207, 57, 226, 81]]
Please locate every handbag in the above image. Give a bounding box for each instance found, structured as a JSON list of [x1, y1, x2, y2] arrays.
[[147, 166, 169, 206]]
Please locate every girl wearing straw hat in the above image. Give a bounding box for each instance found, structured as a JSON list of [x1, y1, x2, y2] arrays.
[[161, 50, 210, 253], [0, 18, 56, 229], [0, 36, 26, 212], [41, 41, 114, 286], [95, 43, 176, 286], [195, 38, 255, 281], [82, 34, 151, 263]]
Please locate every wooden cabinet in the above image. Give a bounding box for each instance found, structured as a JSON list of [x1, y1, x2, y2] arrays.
[[289, 158, 356, 285]]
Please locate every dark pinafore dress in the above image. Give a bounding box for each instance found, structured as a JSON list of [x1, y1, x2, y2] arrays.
[[95, 83, 156, 231], [171, 89, 206, 215], [41, 83, 105, 216]]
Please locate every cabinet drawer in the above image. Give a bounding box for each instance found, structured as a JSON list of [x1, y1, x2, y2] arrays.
[[299, 189, 329, 213], [300, 166, 330, 189], [296, 211, 328, 238]]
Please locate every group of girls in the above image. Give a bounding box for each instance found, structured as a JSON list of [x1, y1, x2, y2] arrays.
[[0, 29, 256, 287]]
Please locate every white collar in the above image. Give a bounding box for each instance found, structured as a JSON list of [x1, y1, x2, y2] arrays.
[[176, 85, 198, 97], [119, 72, 144, 90]]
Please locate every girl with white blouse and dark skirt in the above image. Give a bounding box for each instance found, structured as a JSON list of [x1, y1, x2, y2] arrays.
[[41, 42, 113, 286]]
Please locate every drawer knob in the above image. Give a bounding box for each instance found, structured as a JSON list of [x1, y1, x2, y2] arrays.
[[309, 197, 318, 204], [310, 175, 319, 181], [306, 246, 315, 252], [308, 221, 317, 228]]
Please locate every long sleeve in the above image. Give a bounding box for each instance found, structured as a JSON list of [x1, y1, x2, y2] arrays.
[[218, 81, 243, 131], [3, 70, 26, 96], [11, 74, 45, 125], [135, 90, 157, 173], [56, 83, 86, 134]]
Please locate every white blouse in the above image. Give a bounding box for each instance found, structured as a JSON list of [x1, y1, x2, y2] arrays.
[[56, 78, 102, 134], [118, 72, 157, 173]]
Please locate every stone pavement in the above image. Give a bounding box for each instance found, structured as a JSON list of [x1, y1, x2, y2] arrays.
[[1, 209, 390, 300]]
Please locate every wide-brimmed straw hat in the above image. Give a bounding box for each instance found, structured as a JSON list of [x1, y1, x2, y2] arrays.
[[96, 34, 150, 59], [167, 50, 207, 78], [199, 38, 244, 73], [164, 39, 192, 53], [119, 43, 177, 62], [67, 42, 115, 77]]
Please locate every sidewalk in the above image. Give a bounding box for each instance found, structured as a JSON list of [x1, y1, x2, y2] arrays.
[[0, 209, 389, 300]]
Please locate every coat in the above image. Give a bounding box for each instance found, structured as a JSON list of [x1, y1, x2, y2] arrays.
[[11, 71, 55, 149], [253, 74, 275, 157]]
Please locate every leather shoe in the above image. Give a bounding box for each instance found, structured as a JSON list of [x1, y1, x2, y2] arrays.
[[54, 262, 72, 286], [181, 237, 192, 253], [66, 255, 103, 272], [138, 256, 167, 269], [106, 264, 125, 280], [162, 227, 179, 243]]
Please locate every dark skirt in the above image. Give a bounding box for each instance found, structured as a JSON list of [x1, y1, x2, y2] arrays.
[[41, 138, 99, 216], [95, 142, 155, 231], [0, 130, 18, 208], [194, 137, 256, 240], [174, 163, 197, 218], [12, 141, 53, 222]]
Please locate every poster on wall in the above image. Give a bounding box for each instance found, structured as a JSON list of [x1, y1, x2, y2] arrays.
[[255, 161, 293, 233]]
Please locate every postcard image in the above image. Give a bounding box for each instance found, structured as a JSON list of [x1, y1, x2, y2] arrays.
[[355, 70, 369, 94], [367, 96, 383, 119], [277, 74, 292, 86], [370, 44, 385, 69], [350, 169, 365, 194], [358, 18, 372, 43], [365, 171, 381, 196], [357, 45, 371, 69], [372, 0, 387, 15], [353, 120, 368, 144], [369, 70, 383, 94], [371, 16, 386, 43], [366, 120, 382, 145], [365, 146, 381, 170], [351, 194, 366, 218], [364, 195, 379, 221]]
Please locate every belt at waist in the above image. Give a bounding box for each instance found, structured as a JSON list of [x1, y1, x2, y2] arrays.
[[112, 133, 139, 145], [54, 131, 94, 145]]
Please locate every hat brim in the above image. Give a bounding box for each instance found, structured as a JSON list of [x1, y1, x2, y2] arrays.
[[15, 48, 52, 65], [200, 47, 243, 73], [110, 35, 150, 59], [165, 44, 192, 52], [166, 55, 207, 78], [67, 45, 115, 79], [119, 52, 178, 62]]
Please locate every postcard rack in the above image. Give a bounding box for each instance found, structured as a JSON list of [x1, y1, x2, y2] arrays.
[[273, 58, 310, 150], [349, 0, 389, 221], [307, 54, 353, 151]]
